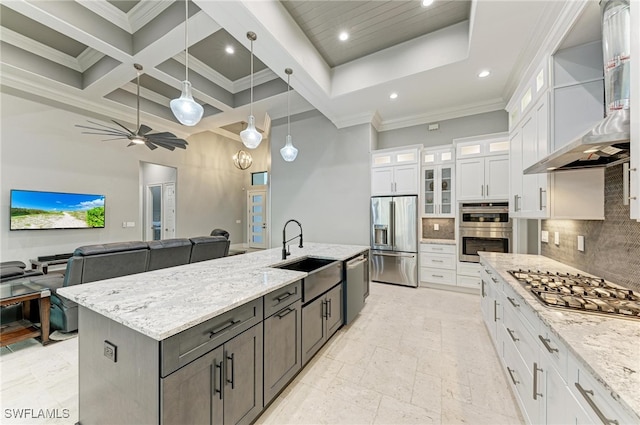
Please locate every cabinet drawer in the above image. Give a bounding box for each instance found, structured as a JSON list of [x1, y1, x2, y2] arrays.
[[537, 327, 568, 382], [502, 306, 538, 377], [264, 280, 302, 318], [457, 274, 481, 289], [502, 324, 538, 424], [570, 361, 637, 425], [502, 283, 538, 337], [419, 252, 456, 270], [459, 261, 482, 277], [161, 298, 263, 377], [420, 243, 456, 255], [420, 267, 456, 285]]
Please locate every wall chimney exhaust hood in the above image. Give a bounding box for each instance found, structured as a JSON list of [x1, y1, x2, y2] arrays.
[[524, 0, 631, 175]]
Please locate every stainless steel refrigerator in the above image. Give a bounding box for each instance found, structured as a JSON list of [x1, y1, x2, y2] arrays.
[[370, 195, 418, 287]]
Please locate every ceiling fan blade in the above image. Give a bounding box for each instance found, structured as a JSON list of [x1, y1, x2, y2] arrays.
[[111, 120, 136, 136], [85, 120, 126, 132], [78, 129, 130, 137], [148, 139, 187, 149], [145, 141, 158, 150], [148, 140, 177, 151], [145, 131, 178, 139], [101, 137, 129, 141], [138, 124, 152, 135]]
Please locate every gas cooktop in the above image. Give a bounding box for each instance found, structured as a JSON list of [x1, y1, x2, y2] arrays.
[[508, 269, 640, 321]]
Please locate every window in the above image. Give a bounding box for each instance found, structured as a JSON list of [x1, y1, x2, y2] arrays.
[[251, 171, 268, 186]]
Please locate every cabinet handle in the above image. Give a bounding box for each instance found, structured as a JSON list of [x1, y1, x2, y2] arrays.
[[538, 335, 559, 353], [209, 319, 240, 338], [322, 300, 328, 319], [276, 292, 294, 302], [506, 366, 519, 385], [491, 276, 498, 283], [513, 194, 519, 212], [327, 298, 332, 318], [623, 163, 637, 206], [494, 300, 499, 322], [533, 362, 543, 400], [276, 307, 295, 319], [506, 327, 519, 342], [432, 274, 444, 278], [539, 187, 547, 210], [486, 185, 489, 197], [226, 353, 235, 389], [391, 182, 394, 193], [481, 280, 486, 297], [507, 296, 520, 308], [575, 382, 619, 425], [481, 185, 484, 196], [214, 360, 223, 400], [432, 247, 443, 251], [432, 259, 444, 263]]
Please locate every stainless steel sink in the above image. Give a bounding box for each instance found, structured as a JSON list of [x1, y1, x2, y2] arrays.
[[273, 257, 335, 273], [272, 257, 342, 302]]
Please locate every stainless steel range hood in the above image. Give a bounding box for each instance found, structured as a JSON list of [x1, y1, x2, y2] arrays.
[[523, 109, 630, 174], [524, 0, 631, 174]]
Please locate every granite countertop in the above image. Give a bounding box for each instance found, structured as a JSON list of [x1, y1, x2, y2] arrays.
[[420, 238, 456, 245], [58, 243, 369, 341], [479, 252, 640, 421]]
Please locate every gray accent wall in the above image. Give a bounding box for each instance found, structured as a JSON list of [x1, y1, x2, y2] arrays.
[[378, 110, 508, 149], [541, 165, 640, 291], [1, 93, 255, 264], [270, 110, 371, 247]]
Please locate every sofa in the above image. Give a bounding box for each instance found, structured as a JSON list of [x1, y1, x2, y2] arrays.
[[33, 236, 231, 333]]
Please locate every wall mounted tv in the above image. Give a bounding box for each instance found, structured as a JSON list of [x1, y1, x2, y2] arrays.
[[10, 190, 105, 230]]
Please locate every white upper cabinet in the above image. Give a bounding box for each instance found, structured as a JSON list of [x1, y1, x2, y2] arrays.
[[422, 145, 455, 217], [455, 134, 510, 201], [371, 147, 420, 196]]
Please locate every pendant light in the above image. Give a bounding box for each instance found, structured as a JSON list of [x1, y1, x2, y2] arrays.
[[233, 150, 253, 170], [240, 31, 263, 149], [280, 68, 298, 162], [170, 0, 203, 126]]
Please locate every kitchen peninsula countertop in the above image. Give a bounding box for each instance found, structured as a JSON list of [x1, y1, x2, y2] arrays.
[[479, 252, 640, 421], [58, 242, 368, 341]]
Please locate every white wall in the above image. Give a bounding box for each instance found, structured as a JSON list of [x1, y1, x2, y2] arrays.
[[0, 93, 260, 264], [270, 111, 371, 247], [378, 110, 508, 149]]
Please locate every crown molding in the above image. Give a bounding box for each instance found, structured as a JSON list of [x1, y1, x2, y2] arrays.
[[174, 52, 234, 92], [370, 111, 383, 132], [75, 0, 131, 33], [233, 68, 279, 92], [332, 111, 380, 130], [377, 98, 506, 132], [121, 82, 170, 107], [77, 47, 106, 73], [0, 27, 81, 72], [129, 0, 175, 34]]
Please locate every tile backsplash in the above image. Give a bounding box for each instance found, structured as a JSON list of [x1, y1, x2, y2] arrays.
[[541, 164, 640, 291], [422, 218, 455, 240]]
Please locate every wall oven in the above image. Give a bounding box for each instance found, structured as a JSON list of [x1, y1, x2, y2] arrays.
[[459, 202, 512, 262]]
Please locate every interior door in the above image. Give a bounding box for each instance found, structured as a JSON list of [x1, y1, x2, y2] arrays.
[[146, 185, 162, 241], [247, 189, 268, 249], [163, 183, 176, 239]]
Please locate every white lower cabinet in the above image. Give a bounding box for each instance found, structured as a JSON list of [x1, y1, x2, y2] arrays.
[[481, 260, 636, 425], [458, 261, 482, 290], [419, 243, 457, 287]]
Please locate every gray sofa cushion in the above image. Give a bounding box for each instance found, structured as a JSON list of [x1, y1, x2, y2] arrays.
[[1, 266, 25, 280], [189, 236, 230, 263], [82, 249, 148, 283], [74, 241, 148, 256], [210, 228, 230, 239], [1, 261, 27, 269], [147, 238, 192, 271]]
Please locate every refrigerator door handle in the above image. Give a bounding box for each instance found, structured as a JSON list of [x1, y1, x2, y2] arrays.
[[373, 251, 416, 258], [390, 201, 396, 249]]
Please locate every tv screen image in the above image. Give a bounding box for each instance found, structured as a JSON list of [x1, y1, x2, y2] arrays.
[[10, 190, 105, 230]]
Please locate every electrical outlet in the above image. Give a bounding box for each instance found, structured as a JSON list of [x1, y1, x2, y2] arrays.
[[236, 220, 241, 224], [434, 223, 439, 231], [554, 232, 560, 246], [577, 235, 585, 252], [541, 230, 549, 243], [127, 222, 135, 227], [122, 222, 127, 228], [104, 341, 117, 362]]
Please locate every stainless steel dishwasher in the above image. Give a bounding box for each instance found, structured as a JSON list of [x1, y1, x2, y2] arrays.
[[345, 254, 368, 325]]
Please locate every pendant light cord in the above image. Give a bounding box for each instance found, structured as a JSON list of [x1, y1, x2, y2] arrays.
[[249, 38, 254, 116], [184, 0, 189, 81], [287, 73, 290, 135], [136, 68, 141, 130]]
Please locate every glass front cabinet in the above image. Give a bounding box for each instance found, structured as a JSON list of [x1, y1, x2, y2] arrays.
[[422, 146, 455, 217]]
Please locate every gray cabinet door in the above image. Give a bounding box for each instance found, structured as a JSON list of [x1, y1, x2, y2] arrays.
[[161, 345, 224, 425], [326, 284, 343, 338], [263, 300, 302, 404], [301, 295, 327, 365], [224, 323, 264, 425]]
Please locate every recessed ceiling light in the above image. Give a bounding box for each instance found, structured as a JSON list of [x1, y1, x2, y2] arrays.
[[421, 0, 435, 7], [389, 92, 398, 100], [225, 45, 235, 54], [339, 31, 349, 41], [478, 70, 491, 78]]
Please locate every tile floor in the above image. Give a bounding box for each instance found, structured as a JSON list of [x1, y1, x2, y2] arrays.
[[0, 283, 523, 424]]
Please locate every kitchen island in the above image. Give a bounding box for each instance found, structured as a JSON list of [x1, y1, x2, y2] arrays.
[[58, 242, 369, 425], [479, 252, 640, 424]]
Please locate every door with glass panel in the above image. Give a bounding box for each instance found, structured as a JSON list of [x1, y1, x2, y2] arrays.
[[247, 189, 268, 248]]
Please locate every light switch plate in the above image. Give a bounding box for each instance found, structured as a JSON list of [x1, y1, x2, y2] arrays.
[[554, 232, 560, 245], [577, 235, 585, 252], [104, 341, 117, 362], [541, 230, 549, 243], [434, 223, 439, 231]]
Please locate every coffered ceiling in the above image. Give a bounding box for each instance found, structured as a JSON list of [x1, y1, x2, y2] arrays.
[[0, 0, 588, 141]]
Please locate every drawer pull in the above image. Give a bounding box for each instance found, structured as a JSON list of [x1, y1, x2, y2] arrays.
[[214, 361, 223, 400], [432, 259, 444, 263], [507, 296, 520, 308], [432, 247, 443, 251], [506, 327, 519, 342], [276, 291, 294, 302], [226, 352, 235, 389], [432, 274, 444, 278], [533, 362, 543, 400], [538, 335, 559, 353], [481, 280, 486, 297], [491, 276, 498, 283], [506, 367, 519, 385], [209, 319, 240, 337], [575, 382, 619, 425], [276, 307, 295, 319], [494, 300, 499, 322]]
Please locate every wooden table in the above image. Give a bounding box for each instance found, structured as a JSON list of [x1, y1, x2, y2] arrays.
[[0, 281, 50, 347]]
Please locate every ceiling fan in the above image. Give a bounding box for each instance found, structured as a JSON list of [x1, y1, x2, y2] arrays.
[[76, 63, 188, 151]]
